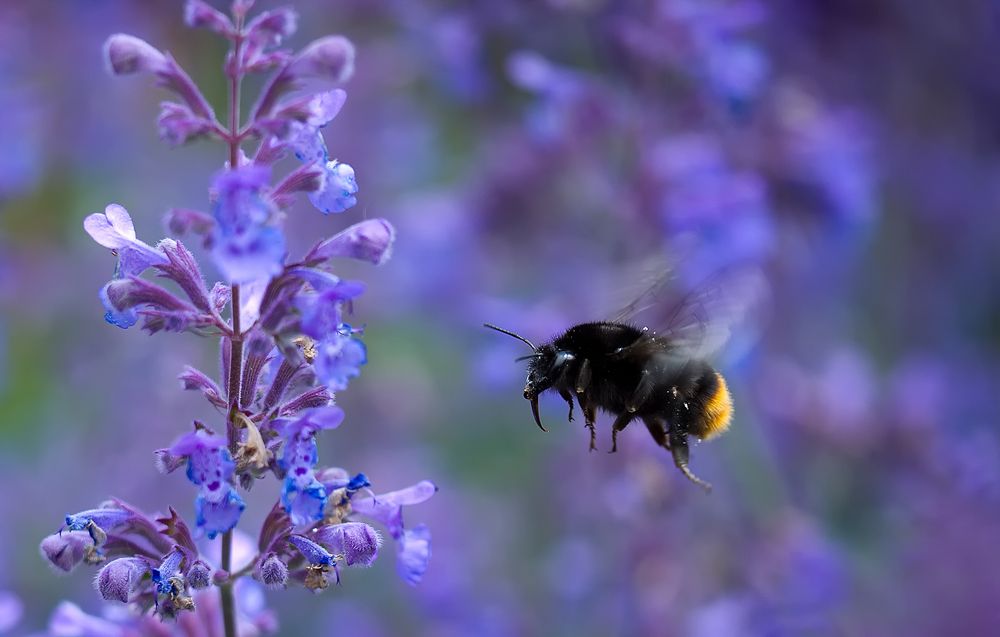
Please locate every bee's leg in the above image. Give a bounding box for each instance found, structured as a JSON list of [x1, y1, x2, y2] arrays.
[[626, 370, 655, 413], [668, 427, 712, 493], [574, 359, 592, 395], [575, 394, 598, 452], [558, 389, 575, 422], [609, 412, 636, 454]]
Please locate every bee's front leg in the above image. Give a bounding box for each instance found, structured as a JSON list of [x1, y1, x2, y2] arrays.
[[574, 393, 598, 452], [558, 389, 575, 422]]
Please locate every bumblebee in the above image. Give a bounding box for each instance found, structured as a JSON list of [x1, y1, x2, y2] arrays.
[[486, 269, 761, 492]]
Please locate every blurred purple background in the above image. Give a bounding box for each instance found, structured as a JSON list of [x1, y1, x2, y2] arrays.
[[2, 0, 1000, 635]]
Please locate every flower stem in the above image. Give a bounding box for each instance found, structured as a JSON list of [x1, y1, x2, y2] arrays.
[[220, 18, 246, 637]]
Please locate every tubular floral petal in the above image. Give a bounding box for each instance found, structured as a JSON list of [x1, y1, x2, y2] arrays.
[[195, 490, 246, 540], [281, 477, 327, 526], [287, 534, 333, 566], [395, 525, 431, 586], [314, 522, 382, 567], [255, 553, 289, 590], [308, 161, 357, 214], [304, 218, 396, 266], [40, 532, 90, 573], [170, 430, 235, 503], [95, 557, 149, 603], [183, 0, 233, 35], [210, 167, 286, 284], [350, 480, 437, 537], [289, 36, 355, 84], [313, 331, 366, 392]]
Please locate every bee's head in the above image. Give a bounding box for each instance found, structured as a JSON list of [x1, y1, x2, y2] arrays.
[[484, 322, 559, 433]]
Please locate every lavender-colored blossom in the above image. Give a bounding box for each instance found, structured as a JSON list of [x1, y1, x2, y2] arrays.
[[187, 559, 211, 589], [314, 331, 367, 392], [171, 430, 234, 503], [256, 553, 289, 589], [274, 406, 344, 524], [395, 525, 431, 586], [183, 0, 233, 36], [150, 548, 185, 596], [95, 557, 148, 603], [210, 166, 285, 284], [289, 36, 355, 84], [305, 219, 396, 266], [315, 522, 382, 567], [40, 532, 91, 573], [309, 161, 358, 214], [103, 34, 169, 75], [350, 480, 437, 536]]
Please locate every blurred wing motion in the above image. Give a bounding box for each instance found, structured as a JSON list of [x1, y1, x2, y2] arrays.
[[609, 263, 770, 363]]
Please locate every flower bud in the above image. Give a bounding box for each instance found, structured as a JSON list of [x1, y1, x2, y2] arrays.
[[39, 532, 90, 573], [309, 161, 358, 215], [158, 102, 213, 147], [104, 34, 169, 75], [255, 553, 289, 590], [306, 219, 396, 266], [315, 522, 382, 567], [184, 0, 234, 35], [95, 557, 148, 603], [187, 559, 211, 589], [290, 36, 355, 83]]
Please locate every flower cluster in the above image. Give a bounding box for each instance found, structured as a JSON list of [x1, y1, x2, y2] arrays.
[[41, 0, 434, 632]]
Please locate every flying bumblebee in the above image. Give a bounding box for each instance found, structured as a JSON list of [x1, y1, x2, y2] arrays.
[[485, 268, 764, 492]]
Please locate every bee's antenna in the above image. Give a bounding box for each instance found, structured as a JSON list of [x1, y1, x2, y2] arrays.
[[515, 353, 542, 362], [483, 323, 536, 350]]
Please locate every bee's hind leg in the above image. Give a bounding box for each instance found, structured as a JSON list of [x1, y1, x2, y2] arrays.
[[668, 428, 712, 493], [558, 389, 575, 422], [576, 395, 598, 452]]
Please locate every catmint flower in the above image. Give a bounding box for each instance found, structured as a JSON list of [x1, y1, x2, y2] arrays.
[[84, 204, 170, 329], [170, 429, 246, 538], [289, 269, 366, 340], [210, 166, 286, 284], [183, 0, 234, 36], [104, 34, 169, 75], [314, 330, 367, 392], [289, 36, 355, 84], [255, 553, 289, 590], [288, 534, 335, 592], [63, 506, 134, 547], [151, 549, 185, 596], [305, 218, 396, 266], [350, 481, 436, 584], [314, 522, 382, 567], [39, 532, 91, 573], [158, 102, 214, 146], [187, 559, 212, 589], [94, 557, 148, 603], [395, 525, 431, 586], [274, 406, 344, 524], [310, 161, 358, 214]]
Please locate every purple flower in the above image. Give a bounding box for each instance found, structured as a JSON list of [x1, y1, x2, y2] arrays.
[[187, 559, 211, 589], [289, 36, 356, 84], [350, 480, 437, 537], [183, 0, 234, 36], [349, 480, 436, 585], [274, 406, 344, 524], [84, 204, 169, 328], [151, 548, 185, 596], [309, 161, 358, 214], [170, 430, 245, 537], [288, 534, 336, 592], [47, 601, 122, 637], [210, 166, 286, 284], [315, 522, 383, 567], [314, 331, 367, 392], [291, 270, 366, 340], [171, 430, 234, 503], [281, 478, 327, 526], [305, 219, 396, 266], [395, 525, 431, 586], [39, 532, 91, 573], [158, 102, 214, 146], [95, 557, 148, 603], [256, 553, 289, 590], [103, 34, 169, 75]]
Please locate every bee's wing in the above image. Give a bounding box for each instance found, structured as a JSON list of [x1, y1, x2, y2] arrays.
[[610, 265, 769, 363]]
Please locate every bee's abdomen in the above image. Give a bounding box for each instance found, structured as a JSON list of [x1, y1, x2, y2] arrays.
[[690, 371, 733, 441]]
